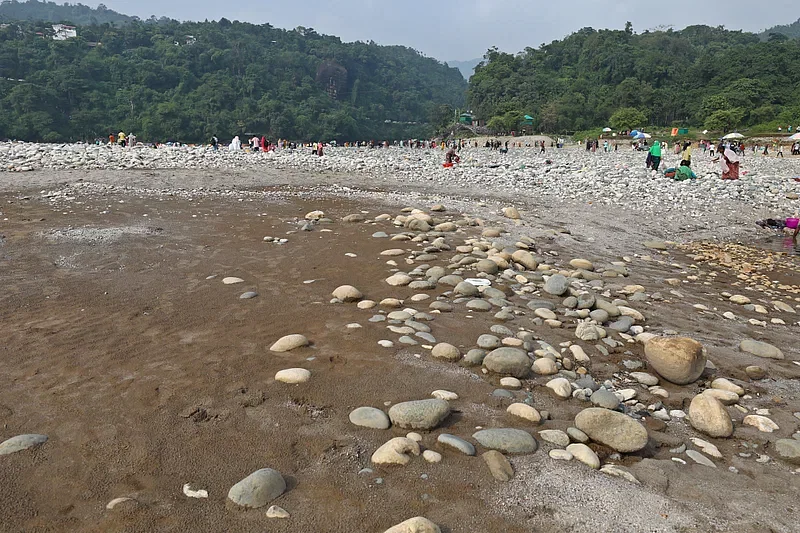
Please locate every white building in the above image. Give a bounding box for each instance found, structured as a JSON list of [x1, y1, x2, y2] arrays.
[[52, 24, 77, 41]]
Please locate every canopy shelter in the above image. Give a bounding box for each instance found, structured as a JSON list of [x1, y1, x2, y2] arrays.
[[634, 132, 651, 139], [722, 132, 745, 140]]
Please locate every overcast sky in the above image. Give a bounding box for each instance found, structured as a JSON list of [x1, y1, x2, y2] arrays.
[[93, 0, 797, 61]]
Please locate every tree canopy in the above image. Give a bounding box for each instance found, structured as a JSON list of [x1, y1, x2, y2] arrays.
[[468, 25, 800, 134], [0, 16, 466, 142]]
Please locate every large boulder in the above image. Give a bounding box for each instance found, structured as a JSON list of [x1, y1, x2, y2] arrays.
[[644, 337, 706, 385], [388, 399, 450, 430], [688, 394, 733, 438], [574, 408, 648, 453], [227, 468, 286, 509], [483, 348, 531, 378]]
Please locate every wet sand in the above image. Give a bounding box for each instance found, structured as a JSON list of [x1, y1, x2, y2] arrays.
[[0, 169, 799, 533]]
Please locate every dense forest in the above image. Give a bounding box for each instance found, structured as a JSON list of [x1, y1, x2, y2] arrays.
[[0, 0, 141, 26], [760, 18, 800, 40], [468, 24, 800, 135], [0, 11, 466, 142]]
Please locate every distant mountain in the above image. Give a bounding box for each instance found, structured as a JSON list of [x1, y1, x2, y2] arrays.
[[447, 58, 482, 79], [759, 18, 800, 40], [0, 0, 145, 25]]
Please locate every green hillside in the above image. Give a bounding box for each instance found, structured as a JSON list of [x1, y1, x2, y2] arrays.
[[0, 0, 140, 26], [0, 18, 466, 142], [468, 24, 800, 134], [760, 18, 800, 41]]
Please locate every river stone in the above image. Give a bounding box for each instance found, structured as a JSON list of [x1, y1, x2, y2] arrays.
[[332, 285, 363, 302], [688, 394, 733, 438], [745, 366, 767, 380], [546, 378, 572, 399], [349, 407, 391, 429], [775, 439, 800, 464], [437, 275, 463, 286], [590, 389, 620, 410], [702, 389, 739, 405], [526, 300, 556, 311], [711, 378, 744, 396], [472, 429, 538, 454], [463, 348, 488, 366], [274, 368, 310, 384], [574, 408, 649, 452], [383, 517, 441, 533], [575, 322, 606, 341], [240, 291, 258, 299], [539, 430, 570, 447], [644, 337, 706, 385], [483, 348, 531, 378], [476, 259, 500, 274], [511, 250, 538, 270], [630, 372, 659, 386], [743, 415, 779, 433], [544, 274, 570, 296], [227, 468, 286, 509], [0, 434, 48, 455], [388, 399, 450, 430], [507, 403, 542, 423], [222, 276, 245, 285], [386, 273, 413, 286], [475, 335, 500, 350], [739, 339, 784, 360], [532, 358, 558, 375], [431, 343, 461, 362], [567, 443, 600, 469], [482, 450, 514, 481], [270, 334, 310, 352], [686, 450, 717, 468], [372, 437, 421, 465], [570, 258, 594, 271], [454, 281, 479, 297], [466, 299, 492, 311], [437, 434, 476, 456]]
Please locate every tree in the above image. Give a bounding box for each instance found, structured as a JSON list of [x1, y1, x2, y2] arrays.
[[705, 107, 745, 132], [609, 107, 647, 131]]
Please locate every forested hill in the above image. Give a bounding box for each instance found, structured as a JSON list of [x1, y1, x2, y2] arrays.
[[0, 0, 141, 26], [468, 25, 800, 134], [760, 18, 800, 41], [0, 19, 467, 142]]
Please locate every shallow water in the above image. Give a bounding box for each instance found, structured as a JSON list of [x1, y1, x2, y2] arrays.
[[753, 233, 800, 256]]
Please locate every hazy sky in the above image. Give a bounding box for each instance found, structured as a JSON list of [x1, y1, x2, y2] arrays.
[[93, 1, 797, 61]]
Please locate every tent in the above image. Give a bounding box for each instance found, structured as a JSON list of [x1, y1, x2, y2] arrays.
[[722, 132, 744, 140]]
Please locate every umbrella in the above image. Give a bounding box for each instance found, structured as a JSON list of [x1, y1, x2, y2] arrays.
[[630, 130, 639, 137], [634, 132, 652, 139], [789, 132, 800, 141], [722, 132, 744, 140], [602, 127, 612, 132]]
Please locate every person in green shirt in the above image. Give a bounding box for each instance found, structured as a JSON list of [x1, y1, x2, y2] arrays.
[[649, 141, 662, 170]]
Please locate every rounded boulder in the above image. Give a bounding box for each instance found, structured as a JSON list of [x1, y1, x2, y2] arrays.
[[644, 336, 706, 385], [574, 408, 648, 453]]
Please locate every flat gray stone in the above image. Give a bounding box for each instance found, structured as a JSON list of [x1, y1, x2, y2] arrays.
[[590, 389, 621, 410], [0, 434, 48, 455], [739, 339, 784, 360], [437, 434, 476, 456], [472, 428, 538, 454], [463, 349, 488, 366], [240, 291, 258, 299]]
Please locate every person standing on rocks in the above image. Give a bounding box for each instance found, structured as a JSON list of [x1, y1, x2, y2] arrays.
[[648, 140, 662, 171], [210, 135, 219, 150], [680, 141, 692, 167]]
